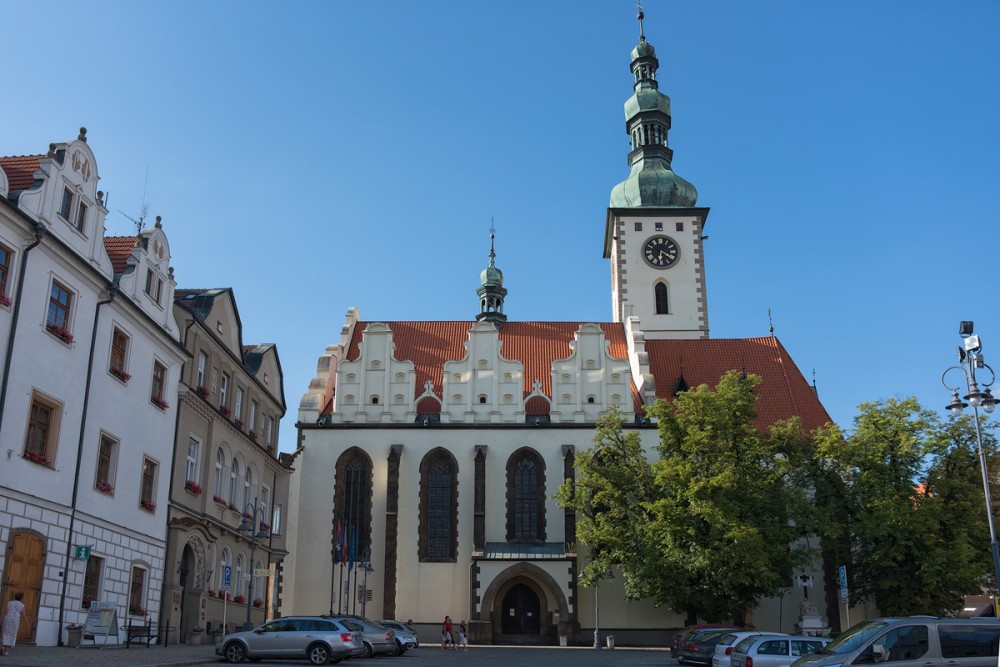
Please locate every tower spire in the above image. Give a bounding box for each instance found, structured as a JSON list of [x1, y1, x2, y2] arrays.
[[476, 221, 508, 328], [610, 6, 698, 208]]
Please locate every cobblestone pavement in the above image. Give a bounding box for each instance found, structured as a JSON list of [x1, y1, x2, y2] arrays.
[[0, 643, 673, 666]]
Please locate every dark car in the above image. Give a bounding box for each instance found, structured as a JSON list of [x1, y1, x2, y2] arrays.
[[679, 628, 741, 666], [215, 615, 362, 665], [674, 625, 743, 658]]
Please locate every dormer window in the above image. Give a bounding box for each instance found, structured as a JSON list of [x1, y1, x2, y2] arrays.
[[144, 269, 163, 305], [75, 201, 88, 232], [59, 188, 74, 219]]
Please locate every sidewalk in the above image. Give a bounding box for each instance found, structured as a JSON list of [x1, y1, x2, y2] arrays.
[[0, 642, 215, 666]]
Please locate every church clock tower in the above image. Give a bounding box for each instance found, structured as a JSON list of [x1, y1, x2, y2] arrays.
[[604, 8, 710, 340]]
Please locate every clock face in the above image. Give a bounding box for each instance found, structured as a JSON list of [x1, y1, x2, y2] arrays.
[[642, 235, 680, 268]]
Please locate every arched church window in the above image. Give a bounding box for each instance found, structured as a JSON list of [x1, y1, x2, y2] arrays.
[[370, 360, 381, 370], [336, 451, 372, 560], [478, 360, 488, 369], [504, 373, 513, 382], [346, 373, 356, 383], [587, 396, 596, 404], [561, 374, 571, 383], [611, 373, 621, 383], [394, 394, 405, 404], [612, 394, 622, 405], [452, 373, 462, 383], [478, 395, 487, 404], [370, 395, 379, 405], [506, 449, 546, 542], [451, 394, 462, 404], [503, 394, 513, 404], [395, 372, 405, 382], [655, 282, 669, 314], [419, 450, 458, 561]]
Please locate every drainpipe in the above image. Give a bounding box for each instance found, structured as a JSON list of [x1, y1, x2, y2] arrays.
[[0, 221, 45, 431], [56, 283, 117, 644]]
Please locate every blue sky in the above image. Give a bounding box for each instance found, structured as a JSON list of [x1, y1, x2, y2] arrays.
[[4, 1, 999, 452]]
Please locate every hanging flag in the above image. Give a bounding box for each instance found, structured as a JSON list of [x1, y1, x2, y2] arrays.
[[335, 518, 343, 562], [342, 522, 349, 566], [348, 526, 357, 572]]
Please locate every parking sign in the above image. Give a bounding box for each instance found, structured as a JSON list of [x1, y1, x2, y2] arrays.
[[838, 565, 848, 603], [224, 565, 233, 591]]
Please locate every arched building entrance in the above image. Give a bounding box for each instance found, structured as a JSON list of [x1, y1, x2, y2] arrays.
[[478, 562, 570, 645]]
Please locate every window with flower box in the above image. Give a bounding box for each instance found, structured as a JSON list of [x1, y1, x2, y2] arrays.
[[46, 280, 74, 343], [95, 433, 117, 494], [25, 391, 61, 467], [0, 243, 12, 306], [186, 436, 199, 486], [139, 457, 157, 511], [151, 360, 168, 408], [128, 565, 146, 616], [109, 327, 130, 382], [82, 556, 103, 609]]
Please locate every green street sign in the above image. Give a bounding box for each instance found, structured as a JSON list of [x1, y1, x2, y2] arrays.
[[75, 546, 91, 560]]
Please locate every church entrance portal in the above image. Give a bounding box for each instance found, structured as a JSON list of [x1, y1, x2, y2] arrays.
[[501, 583, 541, 635]]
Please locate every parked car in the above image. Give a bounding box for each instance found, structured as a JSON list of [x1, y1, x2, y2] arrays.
[[792, 617, 1000, 667], [215, 615, 362, 665], [380, 620, 420, 652], [713, 631, 771, 667], [730, 633, 830, 667], [679, 628, 739, 665], [674, 624, 743, 657], [331, 617, 398, 657]]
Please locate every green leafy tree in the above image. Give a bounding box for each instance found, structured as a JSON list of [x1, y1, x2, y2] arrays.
[[812, 398, 999, 615], [640, 371, 814, 623], [555, 407, 653, 594]]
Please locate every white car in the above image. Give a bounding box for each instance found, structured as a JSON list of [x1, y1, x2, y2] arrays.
[[731, 633, 831, 667], [713, 631, 771, 667]]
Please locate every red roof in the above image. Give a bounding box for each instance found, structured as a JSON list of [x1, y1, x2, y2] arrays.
[[346, 321, 630, 399], [645, 336, 832, 432], [104, 236, 137, 274], [0, 155, 42, 194]]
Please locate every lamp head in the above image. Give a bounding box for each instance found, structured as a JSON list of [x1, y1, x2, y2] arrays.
[[238, 518, 253, 534], [965, 382, 986, 408], [947, 390, 968, 416], [961, 321, 975, 337], [983, 388, 998, 415]]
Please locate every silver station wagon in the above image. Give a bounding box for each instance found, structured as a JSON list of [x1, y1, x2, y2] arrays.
[[731, 633, 831, 667], [216, 615, 362, 664]]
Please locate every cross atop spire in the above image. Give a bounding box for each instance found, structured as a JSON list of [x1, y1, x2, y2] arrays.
[[637, 1, 645, 41]]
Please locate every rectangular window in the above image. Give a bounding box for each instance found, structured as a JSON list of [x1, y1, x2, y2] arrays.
[[128, 566, 146, 615], [0, 243, 11, 299], [75, 201, 88, 232], [271, 503, 282, 535], [59, 187, 74, 219], [47, 280, 73, 330], [82, 556, 103, 609], [676, 222, 684, 232], [140, 457, 157, 510], [151, 361, 166, 406], [249, 400, 257, 432], [234, 387, 243, 422], [26, 398, 55, 463], [266, 416, 274, 448], [261, 486, 270, 523], [96, 434, 117, 493], [186, 437, 199, 482], [655, 222, 663, 231], [633, 222, 642, 232], [144, 270, 162, 304], [110, 328, 129, 380], [219, 373, 229, 408], [197, 352, 207, 388]]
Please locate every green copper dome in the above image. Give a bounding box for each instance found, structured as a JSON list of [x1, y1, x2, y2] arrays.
[[480, 261, 503, 287], [609, 16, 698, 209]]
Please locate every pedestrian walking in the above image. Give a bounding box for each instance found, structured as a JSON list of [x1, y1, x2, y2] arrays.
[[459, 619, 468, 649], [441, 615, 454, 649], [1, 592, 29, 656]]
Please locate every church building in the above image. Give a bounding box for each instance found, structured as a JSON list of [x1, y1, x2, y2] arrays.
[[287, 11, 833, 645]]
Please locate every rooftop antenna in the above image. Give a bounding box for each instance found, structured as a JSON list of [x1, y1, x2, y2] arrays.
[[119, 166, 150, 235]]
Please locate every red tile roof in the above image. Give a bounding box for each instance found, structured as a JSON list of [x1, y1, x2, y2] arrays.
[[346, 321, 630, 400], [104, 236, 137, 274], [0, 155, 42, 194], [645, 336, 832, 432]]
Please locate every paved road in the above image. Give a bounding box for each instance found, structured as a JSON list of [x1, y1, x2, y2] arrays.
[[0, 644, 673, 666]]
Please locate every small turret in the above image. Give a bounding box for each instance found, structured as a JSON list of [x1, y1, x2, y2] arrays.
[[475, 224, 507, 328]]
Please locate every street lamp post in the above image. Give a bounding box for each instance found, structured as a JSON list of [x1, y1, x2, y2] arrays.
[[238, 498, 270, 631], [942, 321, 1000, 599]]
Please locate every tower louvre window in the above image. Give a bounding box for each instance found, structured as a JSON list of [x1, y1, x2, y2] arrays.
[[655, 282, 669, 314]]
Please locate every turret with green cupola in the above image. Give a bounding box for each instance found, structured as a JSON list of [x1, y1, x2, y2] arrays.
[[476, 226, 507, 328], [609, 7, 698, 208]]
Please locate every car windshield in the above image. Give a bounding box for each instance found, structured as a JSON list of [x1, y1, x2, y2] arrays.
[[821, 621, 889, 655]]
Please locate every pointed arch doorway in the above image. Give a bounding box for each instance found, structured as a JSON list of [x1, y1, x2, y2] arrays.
[[501, 583, 540, 635]]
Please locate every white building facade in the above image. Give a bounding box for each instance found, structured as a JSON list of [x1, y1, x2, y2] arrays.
[[0, 130, 187, 646], [286, 14, 837, 645]]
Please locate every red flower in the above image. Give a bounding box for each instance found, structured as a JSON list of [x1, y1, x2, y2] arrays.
[[185, 480, 203, 494], [96, 480, 114, 493], [0, 293, 10, 307], [152, 396, 169, 409], [140, 499, 156, 511], [24, 449, 52, 467], [46, 322, 74, 343], [109, 366, 131, 383]]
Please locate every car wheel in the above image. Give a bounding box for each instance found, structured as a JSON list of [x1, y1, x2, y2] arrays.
[[224, 641, 247, 663], [362, 641, 374, 658], [308, 643, 332, 665], [395, 640, 407, 655]]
